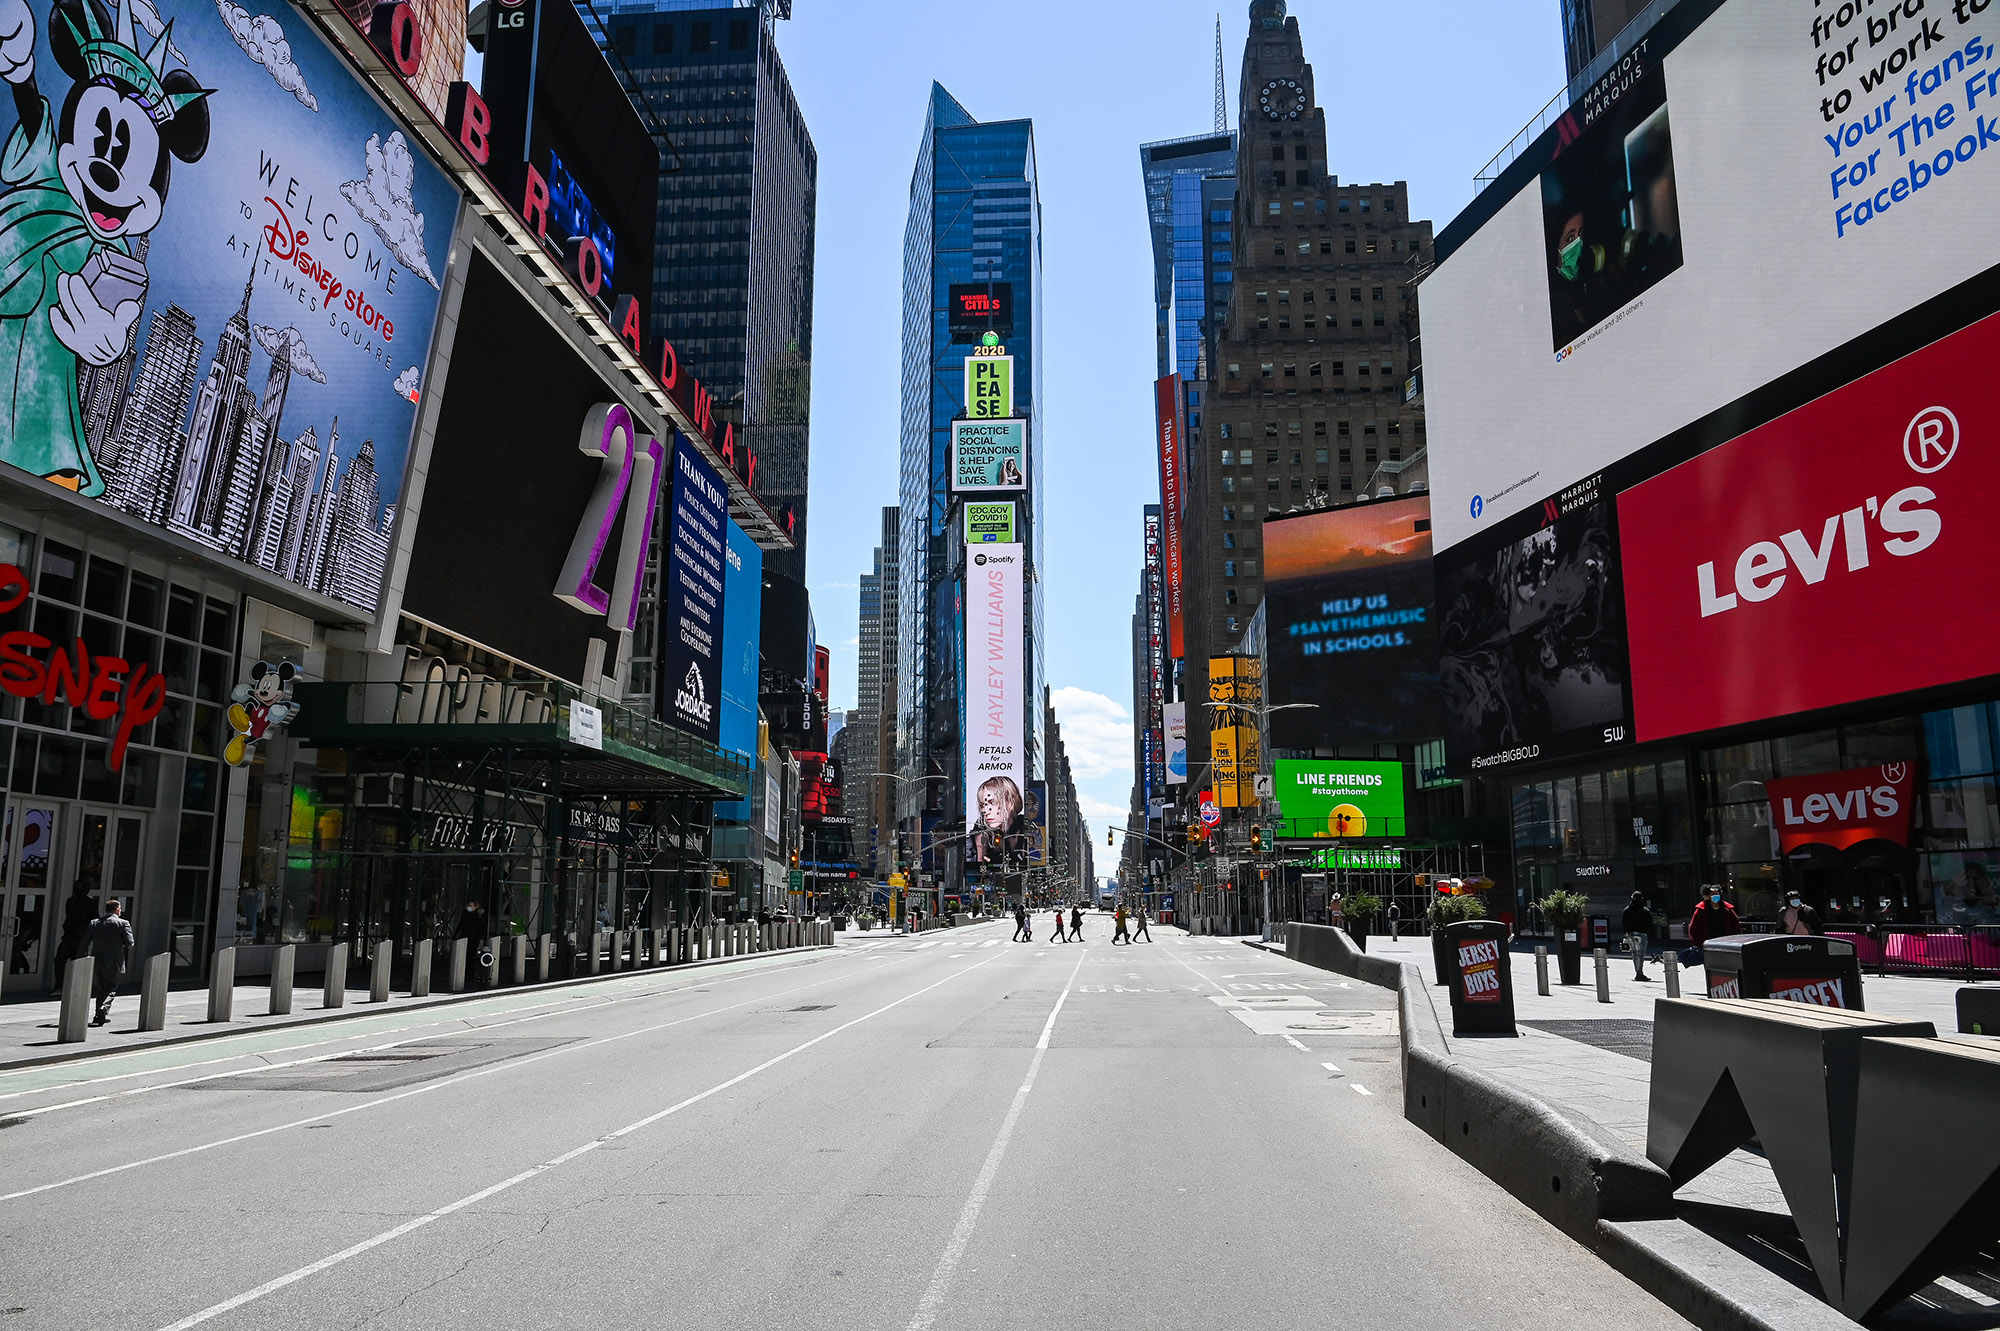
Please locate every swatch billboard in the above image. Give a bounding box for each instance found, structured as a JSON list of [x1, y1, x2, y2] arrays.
[[0, 0, 455, 615], [1263, 496, 1440, 750], [964, 543, 1024, 864]]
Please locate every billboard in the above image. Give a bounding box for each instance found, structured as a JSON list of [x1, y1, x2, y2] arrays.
[[1274, 760, 1407, 839], [1208, 654, 1261, 809], [947, 282, 1013, 343], [1421, 0, 2000, 551], [964, 500, 1015, 543], [1436, 490, 1631, 775], [1766, 763, 1915, 855], [964, 351, 1014, 419], [1155, 373, 1185, 658], [0, 0, 455, 616], [1263, 496, 1441, 749], [964, 543, 1025, 863], [718, 518, 763, 762], [1620, 311, 2000, 742], [1143, 506, 1165, 797], [664, 438, 728, 742], [1162, 700, 1188, 786], [951, 419, 1026, 491]]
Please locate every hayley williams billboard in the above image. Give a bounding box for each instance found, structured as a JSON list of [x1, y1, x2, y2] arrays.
[[0, 0, 454, 614]]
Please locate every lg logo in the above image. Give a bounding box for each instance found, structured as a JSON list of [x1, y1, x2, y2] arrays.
[[1904, 406, 1959, 474]]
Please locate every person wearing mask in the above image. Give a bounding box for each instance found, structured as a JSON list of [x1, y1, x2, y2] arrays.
[[1621, 891, 1654, 981], [1068, 904, 1084, 943], [1112, 905, 1130, 945], [1780, 890, 1823, 936], [1685, 886, 1741, 967]]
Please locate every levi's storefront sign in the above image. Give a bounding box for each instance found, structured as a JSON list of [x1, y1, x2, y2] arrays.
[[1620, 313, 2000, 741], [1766, 763, 1914, 855]]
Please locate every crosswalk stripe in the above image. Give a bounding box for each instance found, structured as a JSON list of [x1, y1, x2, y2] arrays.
[[980, 939, 1001, 948]]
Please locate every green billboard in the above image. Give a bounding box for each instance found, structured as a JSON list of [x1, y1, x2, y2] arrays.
[[1274, 760, 1406, 838], [965, 501, 1017, 543]]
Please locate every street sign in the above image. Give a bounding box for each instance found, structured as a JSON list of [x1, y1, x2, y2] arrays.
[[788, 869, 804, 891], [1254, 774, 1273, 799]]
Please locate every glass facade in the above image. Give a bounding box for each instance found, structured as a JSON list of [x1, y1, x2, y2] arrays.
[[1139, 133, 1236, 380]]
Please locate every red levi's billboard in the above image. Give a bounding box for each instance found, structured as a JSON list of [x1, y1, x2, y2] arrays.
[[1155, 374, 1186, 660], [1620, 313, 2000, 742], [1765, 764, 1915, 855]]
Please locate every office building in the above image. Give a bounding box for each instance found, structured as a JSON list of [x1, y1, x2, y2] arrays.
[[854, 505, 899, 878], [1560, 0, 1683, 94]]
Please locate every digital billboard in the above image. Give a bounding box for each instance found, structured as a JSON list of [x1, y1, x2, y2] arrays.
[[964, 543, 1024, 863], [718, 517, 762, 762], [1620, 311, 2000, 742], [1274, 760, 1407, 840], [1208, 654, 1261, 809], [1421, 0, 2000, 552], [1163, 701, 1188, 786], [947, 282, 1013, 343], [1155, 373, 1185, 659], [964, 500, 1015, 544], [0, 0, 456, 616], [1436, 490, 1632, 775], [963, 352, 1013, 419], [1263, 496, 1440, 749], [951, 419, 1026, 491], [663, 438, 728, 742]]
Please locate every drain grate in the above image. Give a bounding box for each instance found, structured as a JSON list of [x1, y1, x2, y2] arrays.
[[1520, 1019, 1655, 1063], [791, 1005, 833, 1012]]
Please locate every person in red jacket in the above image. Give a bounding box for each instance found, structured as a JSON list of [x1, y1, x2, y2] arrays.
[[1685, 886, 1741, 965]]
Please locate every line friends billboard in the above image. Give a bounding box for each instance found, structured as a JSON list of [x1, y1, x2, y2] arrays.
[[0, 0, 454, 613]]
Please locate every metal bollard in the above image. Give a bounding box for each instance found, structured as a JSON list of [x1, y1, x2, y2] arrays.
[[138, 952, 168, 1031], [412, 939, 433, 998], [371, 940, 394, 1002], [538, 933, 552, 982], [1594, 947, 1611, 1004], [486, 936, 502, 989], [1664, 949, 1682, 998], [58, 956, 92, 1041], [270, 944, 296, 1015], [449, 937, 467, 993], [510, 935, 527, 986], [323, 941, 348, 1008], [1535, 945, 1550, 997], [208, 946, 236, 1023]]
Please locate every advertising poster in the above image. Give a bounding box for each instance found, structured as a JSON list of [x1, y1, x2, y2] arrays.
[[964, 500, 1015, 544], [718, 517, 763, 761], [1263, 496, 1440, 749], [1208, 654, 1261, 808], [1765, 764, 1914, 855], [1437, 489, 1631, 775], [1274, 759, 1406, 839], [951, 418, 1026, 491], [1620, 312, 2000, 742], [1421, 0, 2000, 551], [1163, 701, 1188, 786], [0, 0, 455, 614], [664, 436, 728, 742], [964, 543, 1024, 864], [1155, 373, 1185, 658], [947, 282, 1012, 342], [1027, 779, 1049, 866], [1143, 506, 1165, 795], [964, 353, 1013, 419]]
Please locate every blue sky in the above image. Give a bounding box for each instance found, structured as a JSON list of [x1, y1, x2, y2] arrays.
[[784, 0, 1568, 835]]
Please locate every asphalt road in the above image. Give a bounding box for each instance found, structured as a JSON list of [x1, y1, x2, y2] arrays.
[[0, 921, 1689, 1329]]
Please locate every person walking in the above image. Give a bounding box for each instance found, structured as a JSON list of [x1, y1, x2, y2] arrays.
[[1068, 904, 1084, 942], [1113, 905, 1130, 945], [454, 900, 489, 987], [86, 900, 134, 1027], [1780, 890, 1824, 936], [1012, 906, 1031, 943], [1051, 907, 1067, 943], [1685, 886, 1741, 966], [46, 879, 96, 994], [1387, 900, 1402, 941], [1133, 906, 1152, 943], [1621, 891, 1654, 981]]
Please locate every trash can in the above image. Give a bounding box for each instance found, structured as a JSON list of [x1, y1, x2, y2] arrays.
[[1442, 919, 1516, 1036], [1701, 933, 1865, 1010]]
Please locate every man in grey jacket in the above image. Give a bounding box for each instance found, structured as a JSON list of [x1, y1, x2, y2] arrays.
[[87, 901, 134, 1026]]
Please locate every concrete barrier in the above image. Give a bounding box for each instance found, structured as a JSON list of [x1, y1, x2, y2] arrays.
[[589, 931, 604, 975], [510, 935, 526, 986], [1277, 922, 1672, 1245], [208, 946, 236, 1023], [323, 941, 348, 1008], [371, 940, 394, 1002], [58, 957, 91, 1041], [412, 939, 433, 998], [270, 944, 295, 1015], [486, 936, 502, 989], [138, 952, 168, 1031], [539, 934, 552, 981], [449, 937, 467, 992]]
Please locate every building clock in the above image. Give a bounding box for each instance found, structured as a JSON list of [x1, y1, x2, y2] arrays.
[[1259, 78, 1304, 121]]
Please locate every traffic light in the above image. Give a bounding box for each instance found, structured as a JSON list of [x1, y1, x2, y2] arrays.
[[1249, 826, 1265, 853], [789, 848, 800, 869], [1107, 828, 1114, 846]]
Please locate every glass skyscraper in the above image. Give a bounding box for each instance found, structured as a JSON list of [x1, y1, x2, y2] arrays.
[[897, 84, 1044, 885], [1140, 133, 1236, 381]]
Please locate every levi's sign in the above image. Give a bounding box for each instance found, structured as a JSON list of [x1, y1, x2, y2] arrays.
[[1619, 312, 2000, 742], [1766, 763, 1914, 854]]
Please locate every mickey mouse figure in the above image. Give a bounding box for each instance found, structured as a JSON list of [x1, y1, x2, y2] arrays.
[[0, 0, 209, 496], [225, 660, 299, 767]]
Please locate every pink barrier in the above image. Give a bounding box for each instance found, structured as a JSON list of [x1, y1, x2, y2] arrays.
[[1827, 931, 1880, 965]]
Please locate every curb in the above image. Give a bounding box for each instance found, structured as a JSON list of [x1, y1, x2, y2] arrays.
[[0, 944, 837, 1075]]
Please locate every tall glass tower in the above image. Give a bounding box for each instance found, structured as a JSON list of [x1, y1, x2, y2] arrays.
[[897, 84, 1044, 887], [1140, 133, 1236, 381]]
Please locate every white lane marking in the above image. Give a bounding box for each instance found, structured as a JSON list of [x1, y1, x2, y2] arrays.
[[150, 954, 1003, 1331], [980, 940, 1001, 948], [1936, 1276, 1999, 1307], [1282, 1035, 1309, 1051], [915, 941, 940, 949], [3, 958, 885, 1204], [1351, 1084, 1372, 1097], [906, 947, 1087, 1331], [1321, 1062, 1341, 1074]]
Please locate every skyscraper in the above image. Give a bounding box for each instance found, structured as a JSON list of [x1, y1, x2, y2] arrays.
[[853, 505, 899, 877], [1560, 0, 1681, 92], [102, 304, 201, 526], [78, 234, 150, 467], [897, 84, 1043, 888], [171, 257, 258, 544], [596, 0, 818, 581], [1141, 133, 1237, 381]]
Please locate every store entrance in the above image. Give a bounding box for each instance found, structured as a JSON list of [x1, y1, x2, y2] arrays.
[[1, 800, 147, 994]]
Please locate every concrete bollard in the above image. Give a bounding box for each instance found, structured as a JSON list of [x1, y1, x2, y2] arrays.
[[323, 941, 348, 1008], [486, 936, 502, 989], [589, 932, 604, 975], [371, 940, 394, 1002], [412, 939, 433, 998], [1594, 947, 1611, 1004], [1664, 949, 1681, 998], [58, 956, 92, 1041], [725, 924, 736, 958], [538, 934, 552, 982], [208, 946, 236, 1023], [270, 944, 296, 1015], [449, 937, 467, 993], [138, 952, 169, 1031], [1535, 945, 1550, 997], [510, 935, 527, 986]]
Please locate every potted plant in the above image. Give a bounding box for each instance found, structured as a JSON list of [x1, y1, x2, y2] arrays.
[[1537, 889, 1590, 985], [1342, 892, 1381, 952], [1426, 890, 1486, 984]]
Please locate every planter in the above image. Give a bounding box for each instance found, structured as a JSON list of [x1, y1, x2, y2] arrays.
[[1347, 921, 1371, 952], [1556, 930, 1584, 985]]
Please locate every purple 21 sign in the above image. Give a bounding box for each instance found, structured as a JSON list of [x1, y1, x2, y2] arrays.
[[555, 403, 667, 633]]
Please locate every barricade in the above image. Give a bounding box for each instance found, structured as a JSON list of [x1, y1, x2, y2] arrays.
[[270, 944, 295, 1015], [412, 938, 433, 997], [137, 952, 168, 1031], [58, 957, 91, 1042], [208, 946, 236, 1023], [371, 940, 394, 1002], [323, 941, 348, 1008]]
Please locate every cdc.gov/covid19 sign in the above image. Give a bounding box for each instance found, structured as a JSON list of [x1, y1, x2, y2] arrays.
[[0, 0, 456, 613]]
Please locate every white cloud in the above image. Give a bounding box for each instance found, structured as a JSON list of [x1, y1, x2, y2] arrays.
[[1076, 793, 1126, 827], [1051, 686, 1132, 782], [341, 133, 439, 288], [215, 1, 316, 111], [252, 325, 325, 383], [392, 366, 421, 402]]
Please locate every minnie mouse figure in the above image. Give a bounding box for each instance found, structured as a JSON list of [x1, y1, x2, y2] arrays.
[[225, 660, 299, 767], [0, 0, 209, 496]]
